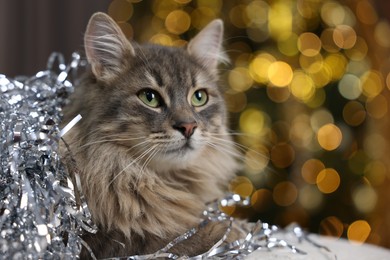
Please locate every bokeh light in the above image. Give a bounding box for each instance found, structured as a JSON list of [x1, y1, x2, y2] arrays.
[[299, 185, 323, 211], [113, 0, 390, 248], [268, 61, 293, 87], [165, 10, 191, 35], [298, 33, 322, 57], [108, 0, 133, 22], [270, 143, 295, 168], [273, 181, 298, 206], [319, 216, 344, 238], [348, 220, 371, 244], [317, 124, 342, 151], [316, 168, 341, 194], [352, 185, 377, 214], [301, 159, 325, 184]]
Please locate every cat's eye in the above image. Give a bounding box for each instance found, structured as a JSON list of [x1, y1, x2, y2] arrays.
[[191, 89, 208, 107], [138, 89, 162, 108]]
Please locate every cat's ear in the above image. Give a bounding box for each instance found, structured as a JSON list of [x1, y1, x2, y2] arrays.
[[187, 19, 227, 72], [84, 12, 135, 81]]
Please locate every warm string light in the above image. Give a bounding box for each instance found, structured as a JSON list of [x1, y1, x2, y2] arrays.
[[108, 0, 390, 247]]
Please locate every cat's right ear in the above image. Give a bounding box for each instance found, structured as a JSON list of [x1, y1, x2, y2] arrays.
[[84, 12, 135, 82]]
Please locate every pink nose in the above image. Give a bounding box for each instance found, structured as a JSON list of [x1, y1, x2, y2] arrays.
[[173, 122, 198, 138]]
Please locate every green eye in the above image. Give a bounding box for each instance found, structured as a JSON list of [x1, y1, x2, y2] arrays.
[[138, 89, 162, 108], [191, 89, 208, 107]]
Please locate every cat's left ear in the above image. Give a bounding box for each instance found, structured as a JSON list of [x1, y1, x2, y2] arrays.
[[84, 12, 135, 82], [187, 19, 227, 73]]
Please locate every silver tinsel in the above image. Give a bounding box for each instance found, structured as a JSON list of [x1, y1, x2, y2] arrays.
[[0, 52, 97, 259], [0, 53, 335, 259]]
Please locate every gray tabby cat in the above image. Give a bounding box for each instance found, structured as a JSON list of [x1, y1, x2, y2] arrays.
[[62, 12, 241, 258]]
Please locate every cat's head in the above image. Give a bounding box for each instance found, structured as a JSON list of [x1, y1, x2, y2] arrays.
[[81, 13, 230, 170]]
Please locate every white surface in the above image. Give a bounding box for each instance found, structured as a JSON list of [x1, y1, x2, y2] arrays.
[[245, 234, 390, 260]]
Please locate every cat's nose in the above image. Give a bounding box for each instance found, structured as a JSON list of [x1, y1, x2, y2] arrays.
[[173, 122, 198, 138]]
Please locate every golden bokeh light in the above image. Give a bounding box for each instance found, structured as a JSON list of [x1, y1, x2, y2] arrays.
[[299, 185, 323, 211], [239, 108, 267, 136], [352, 185, 377, 214], [246, 0, 269, 27], [249, 53, 276, 84], [333, 25, 357, 49], [109, 0, 134, 22], [289, 71, 315, 101], [297, 32, 322, 57], [321, 1, 347, 27], [361, 70, 384, 98], [347, 220, 371, 244], [266, 85, 290, 103], [165, 10, 191, 34], [316, 168, 341, 194], [321, 28, 341, 53], [310, 64, 332, 88], [345, 37, 368, 61], [301, 159, 325, 184], [299, 54, 323, 74], [273, 181, 298, 206], [343, 101, 366, 127], [268, 2, 292, 41], [229, 67, 253, 92], [319, 216, 344, 238], [229, 176, 254, 197], [220, 204, 236, 216], [270, 143, 295, 168], [152, 0, 179, 19], [317, 123, 342, 151], [149, 33, 174, 46], [324, 53, 348, 81], [268, 61, 293, 87]]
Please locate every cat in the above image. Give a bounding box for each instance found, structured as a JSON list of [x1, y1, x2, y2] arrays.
[[62, 12, 242, 258]]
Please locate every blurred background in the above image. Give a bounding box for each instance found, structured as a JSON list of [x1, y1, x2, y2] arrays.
[[1, 0, 390, 249]]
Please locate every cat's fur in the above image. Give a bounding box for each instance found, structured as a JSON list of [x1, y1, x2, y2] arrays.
[[62, 12, 241, 258]]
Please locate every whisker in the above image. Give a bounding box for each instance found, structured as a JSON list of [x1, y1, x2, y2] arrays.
[[78, 136, 146, 149], [205, 136, 279, 175], [109, 144, 158, 186], [208, 132, 249, 137], [204, 141, 244, 161], [207, 136, 247, 153], [135, 146, 160, 184], [207, 135, 268, 159]]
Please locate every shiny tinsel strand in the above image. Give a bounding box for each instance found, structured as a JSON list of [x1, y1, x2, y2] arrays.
[[0, 52, 97, 259]]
